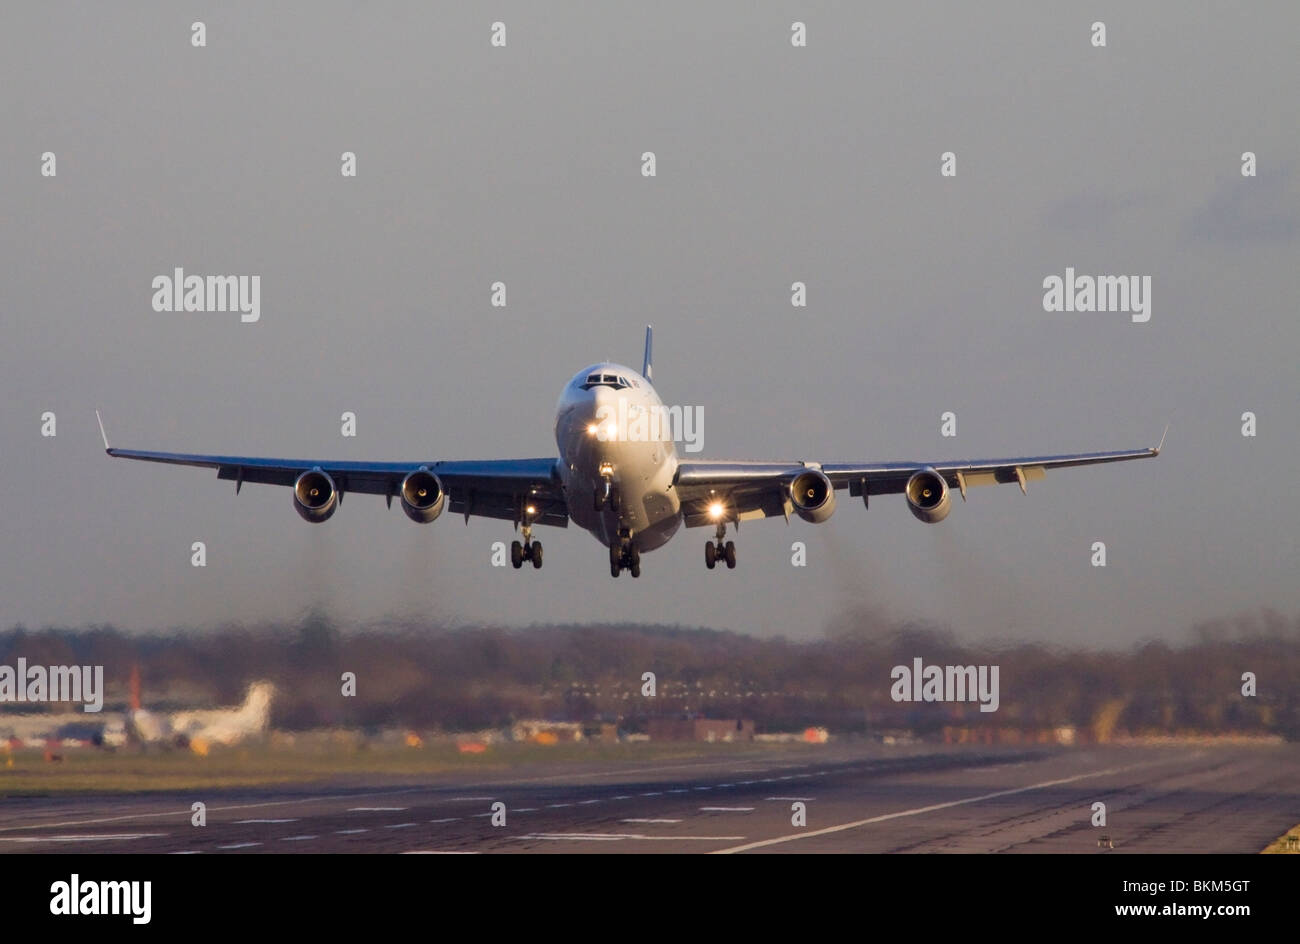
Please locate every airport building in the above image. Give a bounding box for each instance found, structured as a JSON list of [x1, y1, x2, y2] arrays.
[[647, 718, 755, 742]]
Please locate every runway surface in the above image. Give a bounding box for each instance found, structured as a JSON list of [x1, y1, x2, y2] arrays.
[[1, 742, 1295, 853]]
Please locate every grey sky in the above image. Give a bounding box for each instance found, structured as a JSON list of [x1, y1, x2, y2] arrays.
[[2, 3, 1297, 647]]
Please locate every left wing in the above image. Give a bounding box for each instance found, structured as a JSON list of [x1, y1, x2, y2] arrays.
[[673, 434, 1164, 527], [105, 447, 569, 526]]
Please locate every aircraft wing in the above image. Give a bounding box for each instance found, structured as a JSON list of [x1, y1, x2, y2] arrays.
[[672, 435, 1164, 527], [105, 447, 569, 527]]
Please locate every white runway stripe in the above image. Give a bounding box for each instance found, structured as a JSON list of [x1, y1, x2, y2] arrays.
[[712, 762, 1151, 854], [235, 818, 297, 824], [0, 832, 166, 843], [621, 818, 681, 824]]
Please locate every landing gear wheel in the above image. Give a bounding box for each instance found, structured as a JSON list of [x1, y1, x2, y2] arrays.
[[511, 540, 524, 569], [630, 562, 641, 578], [628, 543, 641, 578], [724, 540, 736, 569], [705, 541, 717, 569], [531, 541, 543, 569], [609, 542, 621, 578]]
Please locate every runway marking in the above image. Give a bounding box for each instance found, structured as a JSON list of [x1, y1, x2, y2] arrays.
[[513, 808, 538, 813], [335, 828, 369, 835], [524, 833, 624, 841], [0, 832, 166, 843], [766, 797, 814, 802], [520, 832, 744, 842], [217, 842, 261, 849], [403, 850, 479, 854], [349, 807, 407, 812], [700, 807, 755, 813], [546, 803, 573, 808], [385, 823, 418, 829], [639, 792, 662, 797], [0, 786, 430, 833], [693, 786, 712, 791], [622, 818, 682, 824], [428, 818, 460, 823], [171, 850, 202, 854], [471, 813, 493, 818], [578, 799, 602, 805], [235, 818, 297, 824], [281, 835, 318, 841], [611, 795, 633, 801], [712, 762, 1148, 854], [447, 796, 496, 802]]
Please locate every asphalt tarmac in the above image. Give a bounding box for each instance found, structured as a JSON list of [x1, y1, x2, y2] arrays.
[[1, 742, 1294, 853]]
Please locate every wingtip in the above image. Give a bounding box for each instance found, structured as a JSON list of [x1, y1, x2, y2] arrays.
[[95, 409, 111, 451], [1154, 423, 1169, 455]]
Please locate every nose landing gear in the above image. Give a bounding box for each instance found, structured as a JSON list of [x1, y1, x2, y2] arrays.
[[609, 530, 641, 578]]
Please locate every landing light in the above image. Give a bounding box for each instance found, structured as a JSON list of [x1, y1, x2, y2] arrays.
[[586, 423, 598, 435], [526, 505, 536, 516], [708, 502, 725, 520]]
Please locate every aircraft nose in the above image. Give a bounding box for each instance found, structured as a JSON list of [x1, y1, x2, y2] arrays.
[[579, 385, 617, 426]]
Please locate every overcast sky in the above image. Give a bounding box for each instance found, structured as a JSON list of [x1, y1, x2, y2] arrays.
[[2, 2, 1297, 648]]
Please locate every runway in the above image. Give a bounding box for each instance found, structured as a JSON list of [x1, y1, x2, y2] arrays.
[[1, 742, 1295, 853]]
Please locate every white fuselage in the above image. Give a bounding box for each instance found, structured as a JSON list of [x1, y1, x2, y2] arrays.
[[555, 363, 681, 552]]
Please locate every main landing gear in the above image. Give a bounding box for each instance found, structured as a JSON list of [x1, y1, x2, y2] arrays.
[[609, 530, 641, 578], [705, 520, 736, 570], [511, 521, 543, 569]]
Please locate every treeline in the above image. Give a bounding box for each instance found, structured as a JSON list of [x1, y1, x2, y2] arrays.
[[2, 607, 1298, 738]]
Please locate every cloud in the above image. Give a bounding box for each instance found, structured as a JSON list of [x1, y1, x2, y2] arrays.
[[1184, 163, 1300, 245]]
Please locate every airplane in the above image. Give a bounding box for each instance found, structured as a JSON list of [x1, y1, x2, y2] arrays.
[[1, 681, 274, 751], [139, 680, 275, 749], [100, 327, 1164, 578]]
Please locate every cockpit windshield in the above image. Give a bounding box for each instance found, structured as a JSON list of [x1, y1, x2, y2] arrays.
[[581, 373, 631, 390]]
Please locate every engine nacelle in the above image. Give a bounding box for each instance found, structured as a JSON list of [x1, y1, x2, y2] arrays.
[[789, 469, 836, 523], [399, 468, 446, 524], [905, 468, 951, 524], [293, 468, 338, 522]]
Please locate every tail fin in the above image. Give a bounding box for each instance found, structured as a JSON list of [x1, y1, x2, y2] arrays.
[[642, 324, 653, 381]]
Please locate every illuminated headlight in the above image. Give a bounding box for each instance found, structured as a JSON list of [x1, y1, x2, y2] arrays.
[[708, 502, 725, 520]]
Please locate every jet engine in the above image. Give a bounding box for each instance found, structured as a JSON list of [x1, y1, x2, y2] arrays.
[[789, 469, 836, 523], [905, 468, 951, 523], [399, 468, 446, 523], [293, 468, 338, 522]]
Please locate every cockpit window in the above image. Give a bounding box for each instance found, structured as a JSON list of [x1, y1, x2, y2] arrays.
[[581, 373, 631, 390]]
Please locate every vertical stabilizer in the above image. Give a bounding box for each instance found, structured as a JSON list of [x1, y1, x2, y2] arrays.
[[642, 324, 653, 381]]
